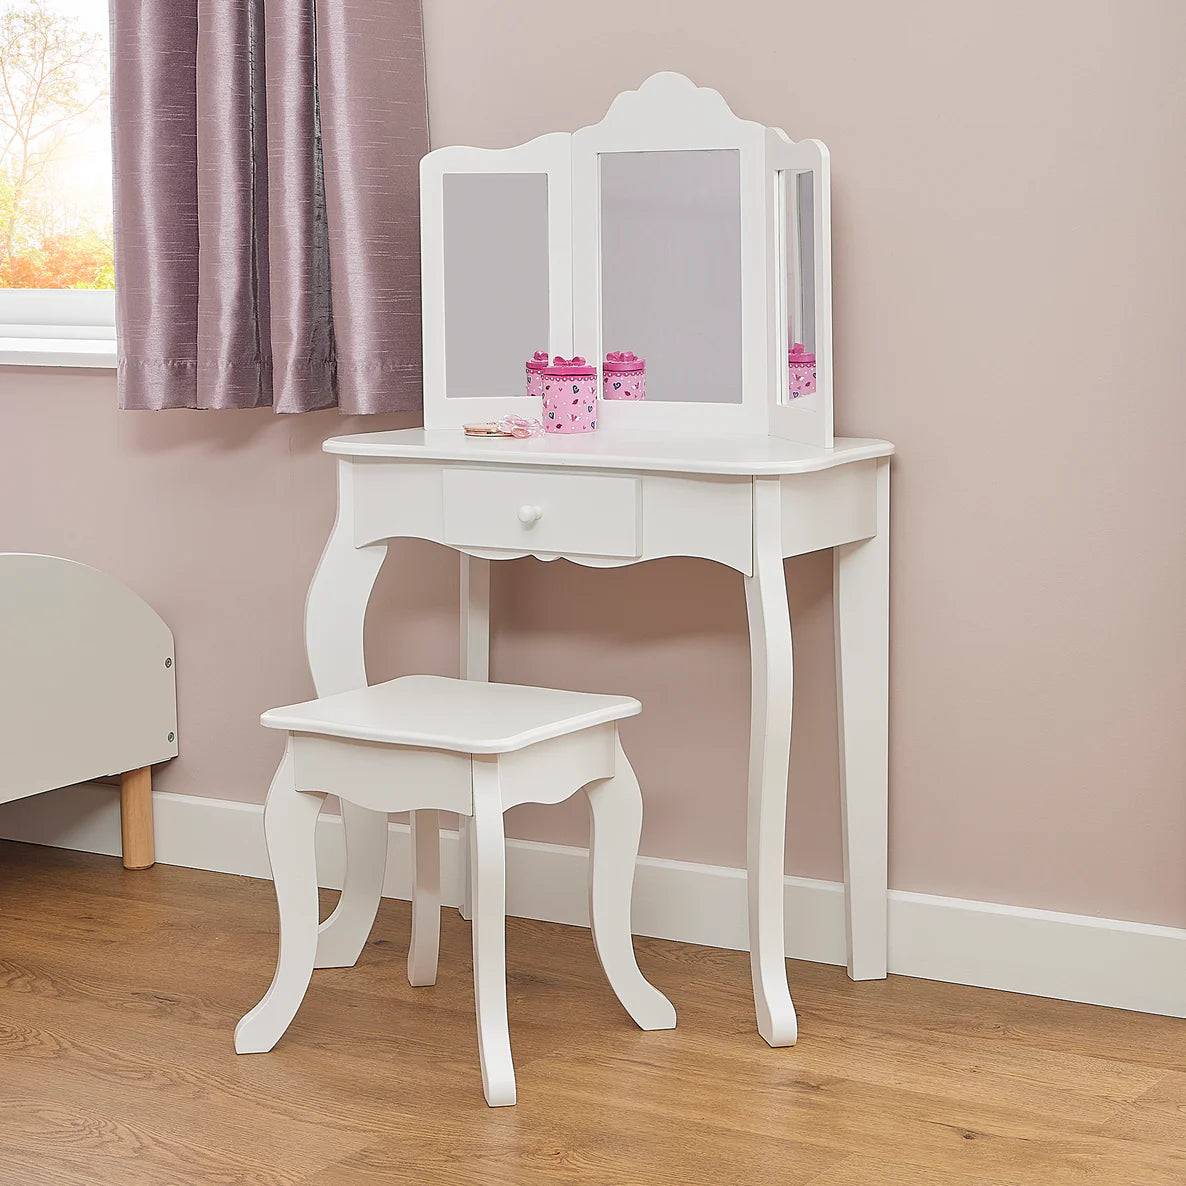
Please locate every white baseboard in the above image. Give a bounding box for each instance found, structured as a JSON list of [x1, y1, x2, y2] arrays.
[[2, 784, 1183, 1019]]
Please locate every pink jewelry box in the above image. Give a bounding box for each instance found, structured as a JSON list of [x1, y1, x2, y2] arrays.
[[541, 356, 598, 433], [788, 343, 817, 399], [525, 350, 550, 400], [602, 350, 646, 400]]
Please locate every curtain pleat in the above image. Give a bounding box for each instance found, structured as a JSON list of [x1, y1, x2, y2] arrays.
[[111, 0, 428, 413], [110, 4, 200, 409], [316, 1, 426, 414], [264, 0, 337, 413], [195, 0, 271, 408]]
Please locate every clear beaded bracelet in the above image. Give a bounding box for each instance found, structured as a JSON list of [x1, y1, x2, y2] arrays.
[[496, 415, 544, 438], [462, 416, 545, 439]]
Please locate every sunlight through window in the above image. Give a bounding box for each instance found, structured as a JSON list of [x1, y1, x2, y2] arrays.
[[0, 0, 112, 290]]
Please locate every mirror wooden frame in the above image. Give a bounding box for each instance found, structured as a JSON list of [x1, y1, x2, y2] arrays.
[[421, 133, 573, 430]]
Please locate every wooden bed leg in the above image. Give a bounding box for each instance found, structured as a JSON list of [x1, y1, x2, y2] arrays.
[[120, 766, 155, 870]]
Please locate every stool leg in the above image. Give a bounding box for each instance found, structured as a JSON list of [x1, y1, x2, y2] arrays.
[[470, 756, 516, 1107], [407, 809, 441, 987], [584, 736, 677, 1032], [314, 800, 388, 969], [457, 818, 473, 921], [236, 743, 324, 1054]]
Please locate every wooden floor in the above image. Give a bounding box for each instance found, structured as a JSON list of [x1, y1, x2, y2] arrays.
[[2, 841, 1184, 1185]]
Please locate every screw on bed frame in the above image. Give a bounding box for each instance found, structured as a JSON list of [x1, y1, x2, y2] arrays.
[[168, 732, 175, 742], [165, 657, 172, 668]]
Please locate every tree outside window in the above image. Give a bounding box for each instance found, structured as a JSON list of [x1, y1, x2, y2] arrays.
[[0, 0, 112, 290]]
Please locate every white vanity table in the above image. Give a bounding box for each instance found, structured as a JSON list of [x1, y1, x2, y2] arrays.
[[305, 73, 893, 1048]]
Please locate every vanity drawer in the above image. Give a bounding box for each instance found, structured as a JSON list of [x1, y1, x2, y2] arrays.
[[442, 467, 641, 557]]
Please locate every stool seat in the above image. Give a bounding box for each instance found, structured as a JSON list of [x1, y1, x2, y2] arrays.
[[261, 675, 641, 753], [237, 675, 675, 1107]]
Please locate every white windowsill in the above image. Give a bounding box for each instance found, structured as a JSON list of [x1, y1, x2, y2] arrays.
[[0, 336, 118, 369], [0, 293, 118, 369]]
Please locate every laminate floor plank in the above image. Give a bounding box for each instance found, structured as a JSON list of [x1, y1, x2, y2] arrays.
[[300, 1106, 842, 1186], [2, 841, 1184, 1186]]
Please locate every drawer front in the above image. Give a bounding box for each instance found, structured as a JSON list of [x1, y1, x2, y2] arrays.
[[442, 467, 640, 557]]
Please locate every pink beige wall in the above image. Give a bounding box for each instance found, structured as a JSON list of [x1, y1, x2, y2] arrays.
[[4, 0, 1185, 927]]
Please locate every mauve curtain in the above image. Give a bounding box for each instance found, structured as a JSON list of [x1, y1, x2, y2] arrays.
[[109, 1, 428, 413]]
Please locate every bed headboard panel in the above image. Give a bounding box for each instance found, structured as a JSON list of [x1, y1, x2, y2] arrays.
[[0, 554, 178, 804]]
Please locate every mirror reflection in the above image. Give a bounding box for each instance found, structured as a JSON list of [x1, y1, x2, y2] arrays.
[[443, 172, 549, 397], [600, 150, 743, 404], [783, 170, 818, 403]]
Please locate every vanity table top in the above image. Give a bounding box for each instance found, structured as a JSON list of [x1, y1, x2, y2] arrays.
[[324, 428, 894, 477]]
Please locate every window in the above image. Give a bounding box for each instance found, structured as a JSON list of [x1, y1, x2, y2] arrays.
[[0, 0, 115, 365]]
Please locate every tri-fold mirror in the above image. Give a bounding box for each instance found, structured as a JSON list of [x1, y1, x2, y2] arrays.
[[420, 73, 834, 446]]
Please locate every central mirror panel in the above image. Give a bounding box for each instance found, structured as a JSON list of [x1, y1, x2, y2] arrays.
[[599, 150, 743, 404], [443, 172, 549, 398]]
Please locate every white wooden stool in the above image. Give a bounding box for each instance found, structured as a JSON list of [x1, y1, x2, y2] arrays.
[[234, 675, 676, 1106]]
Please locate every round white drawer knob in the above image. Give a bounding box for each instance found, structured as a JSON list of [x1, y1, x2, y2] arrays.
[[517, 504, 543, 525]]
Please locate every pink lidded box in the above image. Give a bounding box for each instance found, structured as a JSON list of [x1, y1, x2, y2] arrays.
[[788, 343, 817, 399], [541, 356, 598, 433], [602, 350, 646, 400], [525, 350, 550, 400]]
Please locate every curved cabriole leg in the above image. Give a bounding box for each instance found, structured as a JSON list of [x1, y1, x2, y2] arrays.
[[407, 809, 441, 987], [584, 737, 676, 1031], [235, 743, 324, 1054], [305, 467, 390, 969], [469, 756, 516, 1107], [743, 478, 799, 1048], [314, 801, 389, 968]]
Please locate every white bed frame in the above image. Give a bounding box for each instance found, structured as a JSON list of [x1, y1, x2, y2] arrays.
[[0, 554, 178, 869]]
